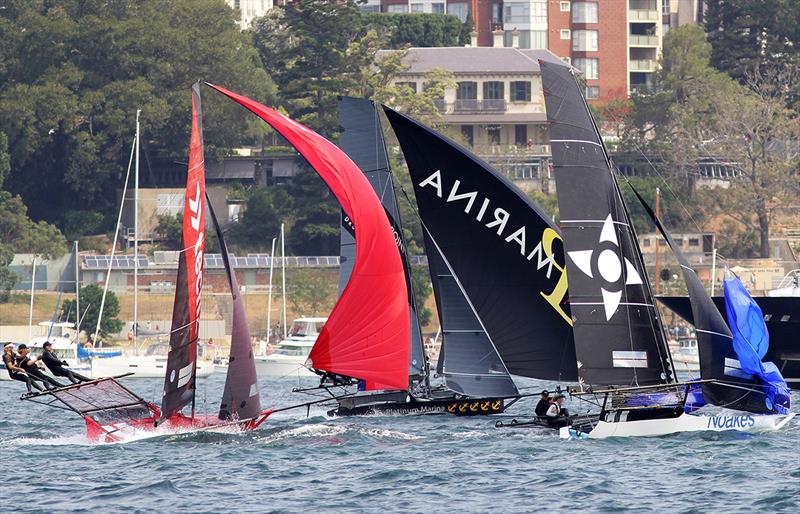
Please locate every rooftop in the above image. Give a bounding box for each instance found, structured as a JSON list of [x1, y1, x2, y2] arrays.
[[379, 47, 568, 75]]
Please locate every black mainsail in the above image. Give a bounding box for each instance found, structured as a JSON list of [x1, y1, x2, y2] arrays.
[[382, 106, 577, 382], [207, 199, 262, 421], [539, 60, 673, 387], [337, 97, 426, 381], [631, 187, 780, 413]]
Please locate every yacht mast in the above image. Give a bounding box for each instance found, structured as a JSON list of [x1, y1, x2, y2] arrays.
[[266, 236, 276, 345], [74, 240, 80, 339], [133, 109, 140, 355], [281, 223, 287, 339]]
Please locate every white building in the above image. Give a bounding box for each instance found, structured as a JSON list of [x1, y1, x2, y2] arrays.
[[226, 0, 274, 29]]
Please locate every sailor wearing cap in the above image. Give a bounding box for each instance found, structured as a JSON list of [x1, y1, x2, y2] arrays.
[[14, 344, 64, 391], [3, 343, 45, 394]]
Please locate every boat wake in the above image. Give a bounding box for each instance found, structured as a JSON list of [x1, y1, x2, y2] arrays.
[[258, 422, 422, 445]]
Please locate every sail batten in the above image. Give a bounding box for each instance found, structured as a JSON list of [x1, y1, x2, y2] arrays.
[[540, 60, 673, 387], [160, 82, 206, 421], [209, 85, 409, 391], [382, 106, 577, 382]]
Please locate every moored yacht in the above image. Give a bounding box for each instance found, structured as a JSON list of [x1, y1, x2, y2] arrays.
[[254, 317, 326, 378]]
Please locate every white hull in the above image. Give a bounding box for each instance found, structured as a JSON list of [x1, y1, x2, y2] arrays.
[[254, 356, 314, 378], [91, 356, 215, 379], [563, 412, 796, 439]]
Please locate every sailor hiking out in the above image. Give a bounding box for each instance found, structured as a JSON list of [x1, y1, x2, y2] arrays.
[[4, 344, 45, 393], [15, 344, 64, 391], [38, 341, 91, 384]]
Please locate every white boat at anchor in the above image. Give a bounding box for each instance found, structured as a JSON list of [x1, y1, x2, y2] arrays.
[[90, 341, 215, 379], [254, 317, 326, 378]]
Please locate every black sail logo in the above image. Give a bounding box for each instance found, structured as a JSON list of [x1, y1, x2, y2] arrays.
[[418, 169, 571, 325]]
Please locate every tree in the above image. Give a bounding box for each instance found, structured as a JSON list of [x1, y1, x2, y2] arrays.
[[60, 284, 123, 338], [228, 188, 284, 252], [0, 1, 277, 228], [287, 268, 337, 317], [363, 13, 467, 49], [0, 244, 16, 302], [411, 265, 433, 327], [154, 211, 220, 253], [0, 191, 66, 259], [253, 0, 366, 137]]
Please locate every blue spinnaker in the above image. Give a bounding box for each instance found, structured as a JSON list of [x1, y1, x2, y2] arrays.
[[723, 271, 790, 414]]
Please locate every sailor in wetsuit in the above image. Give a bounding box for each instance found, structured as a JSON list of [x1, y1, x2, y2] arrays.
[[3, 343, 44, 394], [15, 344, 64, 390], [535, 390, 551, 417], [38, 341, 90, 384], [545, 394, 571, 428]]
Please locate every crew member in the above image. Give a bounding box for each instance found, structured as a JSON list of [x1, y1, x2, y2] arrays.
[[3, 344, 44, 394], [39, 341, 90, 384], [545, 394, 571, 428], [15, 344, 64, 390], [535, 390, 551, 417]]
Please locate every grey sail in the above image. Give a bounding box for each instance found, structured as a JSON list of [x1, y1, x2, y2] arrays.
[[337, 97, 426, 380], [540, 60, 674, 387], [207, 198, 261, 421], [425, 232, 519, 397]]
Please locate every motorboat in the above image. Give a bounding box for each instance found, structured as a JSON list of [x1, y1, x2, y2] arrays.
[[254, 317, 326, 378], [669, 337, 701, 372], [90, 341, 215, 379]]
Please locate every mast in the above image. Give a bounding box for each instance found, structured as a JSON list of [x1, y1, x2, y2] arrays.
[[654, 187, 661, 295], [28, 255, 36, 341], [133, 109, 140, 355], [266, 236, 276, 347], [74, 240, 80, 339], [280, 222, 287, 339]]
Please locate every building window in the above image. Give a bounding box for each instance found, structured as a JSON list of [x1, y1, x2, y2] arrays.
[[560, 29, 571, 40], [410, 3, 423, 13], [487, 126, 501, 145], [560, 1, 571, 11], [359, 4, 381, 13], [642, 239, 651, 247], [396, 81, 418, 93], [483, 81, 504, 100], [387, 4, 408, 13], [688, 238, 700, 247], [447, 2, 470, 22], [511, 81, 532, 101], [457, 81, 477, 100], [504, 2, 529, 24], [585, 86, 600, 99], [572, 29, 598, 51], [532, 1, 547, 24], [431, 2, 445, 14], [531, 30, 547, 49], [662, 0, 670, 14], [461, 125, 474, 147], [572, 2, 598, 23], [491, 3, 502, 23], [515, 125, 528, 146], [573, 57, 599, 79]]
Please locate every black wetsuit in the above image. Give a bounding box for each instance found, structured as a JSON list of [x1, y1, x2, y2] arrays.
[[41, 350, 90, 384], [535, 398, 551, 417], [4, 353, 44, 393], [17, 354, 64, 389]]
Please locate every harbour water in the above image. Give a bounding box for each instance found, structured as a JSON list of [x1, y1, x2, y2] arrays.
[[2, 373, 798, 513]]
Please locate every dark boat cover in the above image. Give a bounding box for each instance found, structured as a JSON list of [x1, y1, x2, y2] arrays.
[[207, 200, 262, 421], [539, 60, 673, 387], [383, 106, 577, 382], [160, 82, 207, 420], [337, 97, 426, 380], [631, 187, 783, 413]]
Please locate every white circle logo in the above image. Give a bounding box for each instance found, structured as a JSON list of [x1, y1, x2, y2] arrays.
[[598, 249, 622, 283], [170, 369, 176, 383]]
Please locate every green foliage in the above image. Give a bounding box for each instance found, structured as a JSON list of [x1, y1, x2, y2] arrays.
[[0, 191, 66, 258], [287, 268, 337, 317], [0, 243, 16, 302], [229, 188, 284, 252], [0, 1, 276, 227], [527, 189, 559, 223], [60, 284, 123, 338], [0, 131, 9, 188], [286, 172, 340, 255], [62, 210, 105, 240], [154, 212, 220, 253], [411, 265, 433, 327], [364, 13, 467, 49]]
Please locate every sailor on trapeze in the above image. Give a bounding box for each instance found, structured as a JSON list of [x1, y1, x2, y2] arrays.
[[3, 344, 45, 394], [37, 341, 91, 384], [14, 344, 65, 391]]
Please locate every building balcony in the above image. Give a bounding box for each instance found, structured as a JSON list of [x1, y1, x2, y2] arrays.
[[629, 34, 659, 47], [629, 9, 659, 21], [473, 143, 550, 156], [445, 99, 508, 113], [629, 59, 657, 72]]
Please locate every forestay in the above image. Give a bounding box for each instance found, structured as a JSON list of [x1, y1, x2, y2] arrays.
[[539, 60, 673, 387]]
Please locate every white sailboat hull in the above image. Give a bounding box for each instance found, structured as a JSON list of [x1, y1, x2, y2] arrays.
[[254, 355, 314, 377], [563, 412, 796, 439], [91, 356, 215, 379]]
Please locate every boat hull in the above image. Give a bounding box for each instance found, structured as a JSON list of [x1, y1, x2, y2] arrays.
[[331, 391, 510, 417], [90, 356, 215, 379], [254, 357, 315, 377], [568, 412, 796, 439]]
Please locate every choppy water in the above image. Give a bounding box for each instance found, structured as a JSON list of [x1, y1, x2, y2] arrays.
[[2, 373, 798, 513]]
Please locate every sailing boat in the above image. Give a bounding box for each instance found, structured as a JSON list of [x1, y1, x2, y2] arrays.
[[21, 85, 272, 441], [537, 59, 794, 438], [323, 97, 522, 416]]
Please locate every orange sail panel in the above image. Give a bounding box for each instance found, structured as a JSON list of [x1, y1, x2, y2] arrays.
[[207, 84, 410, 391]]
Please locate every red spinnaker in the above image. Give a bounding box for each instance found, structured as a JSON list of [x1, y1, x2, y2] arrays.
[[208, 84, 410, 391]]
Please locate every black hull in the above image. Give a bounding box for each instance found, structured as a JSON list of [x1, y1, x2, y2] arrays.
[[330, 392, 512, 417]]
